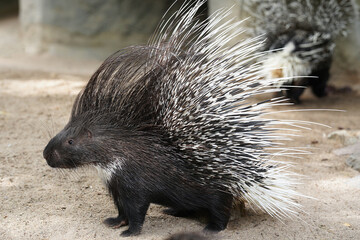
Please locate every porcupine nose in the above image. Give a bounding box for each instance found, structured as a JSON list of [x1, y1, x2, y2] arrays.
[[43, 145, 50, 160], [43, 143, 52, 162], [43, 140, 58, 167]]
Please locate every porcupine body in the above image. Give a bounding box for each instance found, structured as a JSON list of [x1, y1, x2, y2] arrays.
[[43, 1, 303, 237], [244, 0, 357, 103]]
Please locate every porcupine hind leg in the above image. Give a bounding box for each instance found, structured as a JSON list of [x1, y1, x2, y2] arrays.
[[204, 192, 232, 232]]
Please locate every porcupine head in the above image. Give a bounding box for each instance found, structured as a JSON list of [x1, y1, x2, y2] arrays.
[[43, 0, 306, 237], [43, 112, 116, 169]]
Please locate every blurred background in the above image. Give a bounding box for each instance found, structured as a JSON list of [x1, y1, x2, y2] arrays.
[[0, 0, 358, 75]]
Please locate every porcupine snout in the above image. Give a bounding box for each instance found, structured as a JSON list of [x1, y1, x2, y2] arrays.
[[43, 138, 61, 168]]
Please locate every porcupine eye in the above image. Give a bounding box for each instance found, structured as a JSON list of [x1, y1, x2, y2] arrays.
[[68, 139, 74, 145]]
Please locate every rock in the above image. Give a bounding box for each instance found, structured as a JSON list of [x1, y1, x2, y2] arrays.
[[333, 142, 360, 155], [19, 0, 170, 59], [346, 154, 360, 172], [327, 130, 360, 146], [334, 142, 360, 172]]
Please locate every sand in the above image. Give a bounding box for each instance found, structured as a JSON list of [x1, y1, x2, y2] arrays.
[[1, 16, 360, 240]]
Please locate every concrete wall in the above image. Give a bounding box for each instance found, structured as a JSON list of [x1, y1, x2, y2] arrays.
[[20, 0, 170, 59], [333, 2, 360, 73]]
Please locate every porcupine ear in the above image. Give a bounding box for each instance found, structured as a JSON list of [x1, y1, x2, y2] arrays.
[[87, 130, 92, 139]]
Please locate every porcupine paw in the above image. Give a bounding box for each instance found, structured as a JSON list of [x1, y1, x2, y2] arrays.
[[312, 85, 328, 98], [203, 223, 226, 233], [163, 208, 195, 218], [120, 228, 141, 237], [103, 215, 128, 229]]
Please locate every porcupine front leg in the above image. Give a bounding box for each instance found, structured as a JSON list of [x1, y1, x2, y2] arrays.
[[285, 78, 308, 104], [103, 196, 128, 228], [104, 182, 128, 228], [311, 66, 330, 98], [120, 197, 150, 237], [204, 192, 233, 232]]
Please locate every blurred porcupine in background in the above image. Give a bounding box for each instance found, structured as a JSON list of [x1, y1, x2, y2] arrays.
[[243, 0, 358, 103], [43, 0, 307, 237]]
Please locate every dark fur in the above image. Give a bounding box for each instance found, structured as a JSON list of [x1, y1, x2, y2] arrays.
[[43, 48, 233, 236]]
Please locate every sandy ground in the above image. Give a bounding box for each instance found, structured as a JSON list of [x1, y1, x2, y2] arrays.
[[1, 16, 360, 240]]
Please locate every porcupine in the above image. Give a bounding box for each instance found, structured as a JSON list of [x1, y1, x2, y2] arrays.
[[43, 0, 304, 237], [243, 0, 357, 103]]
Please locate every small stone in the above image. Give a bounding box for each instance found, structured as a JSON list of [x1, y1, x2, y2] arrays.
[[346, 154, 360, 172], [328, 130, 351, 142], [334, 142, 360, 156], [328, 130, 360, 146]]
